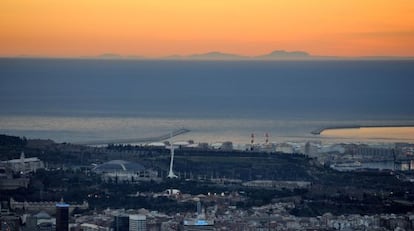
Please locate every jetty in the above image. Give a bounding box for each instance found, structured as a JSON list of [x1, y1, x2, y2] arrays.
[[311, 124, 414, 135], [74, 128, 190, 145]]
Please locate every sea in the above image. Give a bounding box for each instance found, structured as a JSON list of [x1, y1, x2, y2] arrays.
[[1, 58, 414, 146]]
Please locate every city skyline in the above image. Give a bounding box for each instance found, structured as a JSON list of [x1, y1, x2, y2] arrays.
[[1, 0, 414, 58]]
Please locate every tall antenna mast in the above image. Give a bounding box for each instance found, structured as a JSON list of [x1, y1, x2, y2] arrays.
[[167, 132, 178, 178]]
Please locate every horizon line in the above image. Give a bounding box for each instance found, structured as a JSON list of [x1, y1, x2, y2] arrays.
[[1, 50, 414, 61]]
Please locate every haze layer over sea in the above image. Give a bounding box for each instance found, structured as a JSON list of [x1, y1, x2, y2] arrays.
[[1, 58, 413, 144]]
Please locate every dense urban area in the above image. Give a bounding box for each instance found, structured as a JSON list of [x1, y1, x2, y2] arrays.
[[1, 133, 414, 231]]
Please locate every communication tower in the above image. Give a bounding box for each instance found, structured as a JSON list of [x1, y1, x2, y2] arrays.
[[167, 135, 178, 178]]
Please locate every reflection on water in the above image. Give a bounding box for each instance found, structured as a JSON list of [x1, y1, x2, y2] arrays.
[[322, 127, 414, 143]]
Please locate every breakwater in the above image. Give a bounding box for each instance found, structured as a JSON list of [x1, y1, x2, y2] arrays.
[[311, 125, 414, 135], [74, 128, 190, 145]]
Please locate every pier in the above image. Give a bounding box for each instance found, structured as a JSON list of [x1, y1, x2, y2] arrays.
[[74, 128, 190, 145], [311, 125, 360, 135], [311, 124, 414, 135]]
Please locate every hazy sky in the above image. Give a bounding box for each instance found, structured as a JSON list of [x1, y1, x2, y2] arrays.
[[1, 0, 413, 57]]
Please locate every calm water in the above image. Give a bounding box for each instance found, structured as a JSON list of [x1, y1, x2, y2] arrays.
[[1, 59, 413, 144]]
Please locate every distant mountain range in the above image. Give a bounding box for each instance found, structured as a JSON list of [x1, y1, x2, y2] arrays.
[[91, 50, 320, 60], [162, 50, 316, 60], [89, 50, 414, 60], [7, 50, 414, 60], [256, 50, 310, 59]]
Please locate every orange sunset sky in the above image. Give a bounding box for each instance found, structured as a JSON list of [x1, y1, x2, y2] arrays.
[[1, 0, 414, 57]]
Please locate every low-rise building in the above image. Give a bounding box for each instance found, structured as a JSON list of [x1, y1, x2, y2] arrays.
[[0, 164, 29, 190], [10, 198, 88, 215], [1, 152, 44, 174]]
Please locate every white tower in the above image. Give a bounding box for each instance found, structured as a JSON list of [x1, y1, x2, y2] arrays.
[[167, 143, 178, 178]]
